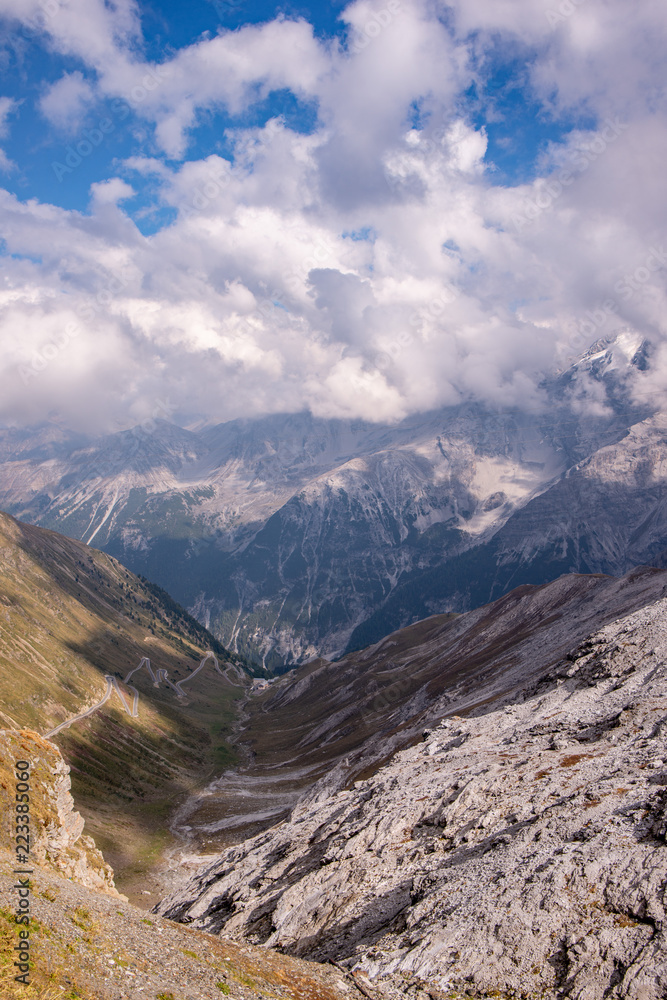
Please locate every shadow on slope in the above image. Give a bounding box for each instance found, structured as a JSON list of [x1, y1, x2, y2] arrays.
[[0, 510, 247, 900], [348, 473, 667, 651], [54, 632, 245, 904], [175, 566, 667, 854]]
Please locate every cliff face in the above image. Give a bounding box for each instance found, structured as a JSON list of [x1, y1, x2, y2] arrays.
[[157, 594, 667, 999], [0, 729, 117, 895]]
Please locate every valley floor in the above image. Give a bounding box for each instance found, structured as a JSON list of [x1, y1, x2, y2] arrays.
[[3, 568, 667, 999], [157, 588, 667, 999]]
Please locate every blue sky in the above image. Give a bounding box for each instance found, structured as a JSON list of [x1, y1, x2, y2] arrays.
[[0, 0, 587, 221], [2, 0, 352, 220], [0, 0, 665, 431]]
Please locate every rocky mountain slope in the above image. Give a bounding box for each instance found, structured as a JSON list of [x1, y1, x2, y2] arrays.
[[350, 408, 667, 648], [2, 543, 667, 998], [0, 732, 353, 1000], [0, 509, 249, 899], [0, 728, 117, 896], [0, 858, 355, 1000], [0, 335, 657, 667], [157, 579, 667, 999], [169, 566, 667, 858]]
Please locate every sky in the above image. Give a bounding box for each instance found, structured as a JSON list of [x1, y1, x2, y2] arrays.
[[0, 0, 666, 432]]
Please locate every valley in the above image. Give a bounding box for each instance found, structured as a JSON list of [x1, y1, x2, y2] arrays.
[[0, 509, 251, 903], [158, 588, 667, 998], [163, 564, 667, 856], [1, 510, 667, 997], [0, 335, 657, 670], [0, 730, 355, 1000]]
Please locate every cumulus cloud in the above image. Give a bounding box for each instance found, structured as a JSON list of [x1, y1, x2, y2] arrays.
[[0, 0, 141, 67], [0, 0, 665, 431], [39, 71, 95, 132], [89, 177, 135, 205]]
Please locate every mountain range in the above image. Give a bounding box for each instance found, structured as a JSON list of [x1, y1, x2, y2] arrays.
[[0, 334, 661, 669]]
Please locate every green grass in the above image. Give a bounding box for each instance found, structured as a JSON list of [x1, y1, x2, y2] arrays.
[[0, 510, 249, 894], [213, 743, 237, 769], [69, 907, 94, 932]]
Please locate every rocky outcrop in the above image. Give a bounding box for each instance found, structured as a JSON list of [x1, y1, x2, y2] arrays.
[[0, 728, 118, 895], [157, 595, 667, 999], [164, 567, 667, 855], [0, 844, 354, 1000]]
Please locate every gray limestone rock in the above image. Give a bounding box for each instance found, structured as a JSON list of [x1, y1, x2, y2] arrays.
[[157, 596, 667, 998]]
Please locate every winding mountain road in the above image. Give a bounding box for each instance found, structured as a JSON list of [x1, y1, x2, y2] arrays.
[[44, 652, 241, 739]]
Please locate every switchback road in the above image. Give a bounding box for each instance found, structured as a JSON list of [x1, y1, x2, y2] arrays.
[[44, 652, 240, 739]]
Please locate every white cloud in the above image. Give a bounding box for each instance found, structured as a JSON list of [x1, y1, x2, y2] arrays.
[[446, 0, 667, 123], [39, 71, 95, 132], [0, 0, 141, 67], [0, 96, 14, 137], [90, 177, 135, 205], [0, 0, 665, 430], [142, 18, 327, 158]]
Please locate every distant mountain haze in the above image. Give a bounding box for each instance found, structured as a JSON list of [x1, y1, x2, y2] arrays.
[[0, 334, 662, 668]]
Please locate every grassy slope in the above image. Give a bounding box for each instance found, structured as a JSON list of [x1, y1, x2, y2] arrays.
[[0, 510, 247, 899], [0, 848, 355, 1000]]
